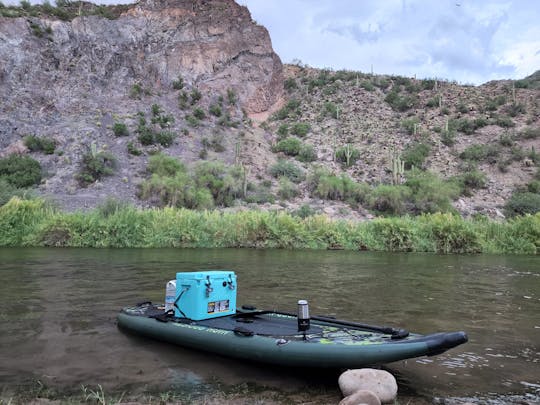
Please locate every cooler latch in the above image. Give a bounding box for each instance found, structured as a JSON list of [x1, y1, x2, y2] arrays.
[[227, 274, 235, 290], [205, 276, 213, 297]]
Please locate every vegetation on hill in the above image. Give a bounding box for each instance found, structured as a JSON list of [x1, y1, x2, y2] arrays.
[[0, 0, 129, 20]]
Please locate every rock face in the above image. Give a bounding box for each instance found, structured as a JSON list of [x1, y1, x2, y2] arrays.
[[0, 0, 282, 131], [0, 0, 283, 209], [338, 369, 398, 404]]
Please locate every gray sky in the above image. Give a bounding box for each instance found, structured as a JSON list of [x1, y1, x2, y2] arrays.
[[5, 0, 539, 85]]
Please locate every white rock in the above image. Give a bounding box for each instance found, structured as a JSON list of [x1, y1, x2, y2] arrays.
[[339, 389, 381, 405], [338, 369, 398, 403]]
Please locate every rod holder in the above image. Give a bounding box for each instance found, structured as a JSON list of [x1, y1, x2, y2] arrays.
[[297, 299, 310, 334]]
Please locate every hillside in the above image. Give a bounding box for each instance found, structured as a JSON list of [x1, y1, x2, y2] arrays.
[[0, 0, 539, 219]]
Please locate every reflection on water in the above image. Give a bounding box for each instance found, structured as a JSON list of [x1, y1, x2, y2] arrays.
[[0, 248, 538, 402]]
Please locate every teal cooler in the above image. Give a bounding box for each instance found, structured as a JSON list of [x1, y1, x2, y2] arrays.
[[175, 271, 237, 320]]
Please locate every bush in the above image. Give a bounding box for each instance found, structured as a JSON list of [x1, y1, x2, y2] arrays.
[[112, 122, 129, 137], [284, 78, 297, 92], [401, 142, 430, 169], [209, 104, 222, 117], [172, 76, 184, 90], [0, 179, 28, 207], [151, 104, 162, 116], [322, 102, 338, 119], [421, 79, 436, 90], [308, 168, 368, 204], [420, 213, 481, 253], [291, 204, 318, 218], [138, 126, 155, 145], [441, 129, 456, 147], [193, 107, 206, 120], [449, 117, 487, 135], [459, 144, 500, 163], [155, 131, 176, 147], [127, 141, 142, 156], [493, 115, 514, 128], [458, 169, 487, 192], [273, 137, 302, 156], [269, 160, 305, 183], [506, 103, 526, 117], [0, 155, 42, 188], [77, 147, 116, 186], [147, 153, 185, 177], [360, 80, 375, 91], [290, 122, 310, 137], [504, 192, 540, 217], [277, 123, 288, 138], [185, 115, 200, 127], [273, 99, 301, 120], [405, 169, 459, 214], [277, 177, 298, 200], [384, 90, 418, 111], [23, 135, 56, 154], [227, 88, 237, 105], [190, 89, 202, 105], [194, 161, 243, 206], [518, 127, 540, 140], [368, 185, 411, 215], [297, 143, 317, 162]]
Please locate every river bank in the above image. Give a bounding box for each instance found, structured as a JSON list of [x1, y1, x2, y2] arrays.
[[1, 197, 538, 254]]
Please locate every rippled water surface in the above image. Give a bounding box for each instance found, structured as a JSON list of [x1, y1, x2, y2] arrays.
[[0, 248, 538, 402]]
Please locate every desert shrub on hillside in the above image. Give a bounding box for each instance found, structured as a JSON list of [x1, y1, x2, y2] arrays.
[[459, 144, 500, 163], [76, 146, 116, 187], [518, 127, 540, 140], [209, 104, 222, 117], [290, 122, 311, 137], [504, 192, 540, 217], [493, 115, 515, 128], [0, 179, 30, 207], [277, 177, 299, 200], [401, 142, 430, 169], [112, 122, 129, 137], [453, 168, 487, 195], [272, 137, 302, 156], [384, 89, 418, 111], [368, 185, 411, 216], [23, 135, 56, 154], [284, 78, 298, 92], [297, 143, 317, 162], [308, 168, 368, 204], [448, 117, 488, 135], [273, 99, 301, 120], [405, 169, 460, 214], [269, 160, 305, 183], [0, 155, 42, 188]]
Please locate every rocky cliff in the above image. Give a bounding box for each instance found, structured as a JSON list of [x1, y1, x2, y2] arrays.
[[0, 0, 283, 208]]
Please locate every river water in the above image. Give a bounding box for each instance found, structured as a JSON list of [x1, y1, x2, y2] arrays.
[[0, 248, 538, 403]]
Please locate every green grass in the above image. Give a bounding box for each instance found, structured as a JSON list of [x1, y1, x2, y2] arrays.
[[2, 197, 538, 253]]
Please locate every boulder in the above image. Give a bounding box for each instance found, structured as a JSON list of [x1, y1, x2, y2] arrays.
[[338, 368, 398, 403], [339, 389, 381, 405]]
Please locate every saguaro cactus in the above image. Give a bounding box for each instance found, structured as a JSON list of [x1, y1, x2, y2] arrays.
[[390, 154, 405, 185]]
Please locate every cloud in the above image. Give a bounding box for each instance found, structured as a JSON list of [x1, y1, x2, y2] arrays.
[[241, 0, 539, 84]]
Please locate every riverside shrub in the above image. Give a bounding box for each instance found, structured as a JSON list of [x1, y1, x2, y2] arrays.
[[1, 198, 539, 253], [0, 155, 42, 188]]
